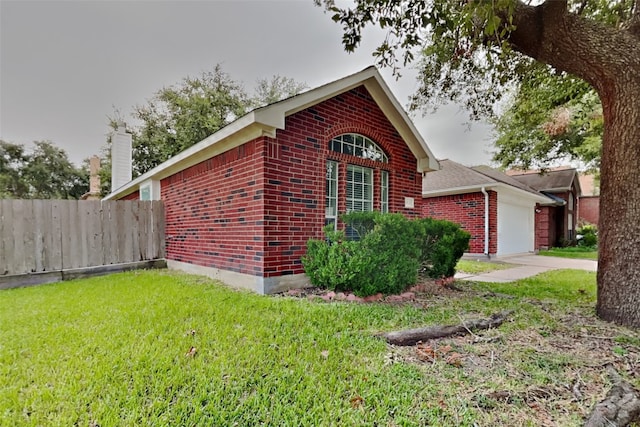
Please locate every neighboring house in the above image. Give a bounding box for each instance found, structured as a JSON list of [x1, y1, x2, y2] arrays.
[[104, 67, 439, 294], [422, 160, 550, 257], [578, 174, 599, 226], [509, 168, 582, 248]]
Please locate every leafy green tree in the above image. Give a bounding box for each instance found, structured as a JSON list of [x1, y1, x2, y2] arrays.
[[23, 141, 88, 199], [0, 140, 87, 199], [492, 64, 602, 171], [101, 66, 307, 194], [318, 0, 640, 327], [130, 65, 249, 176], [0, 140, 29, 198]]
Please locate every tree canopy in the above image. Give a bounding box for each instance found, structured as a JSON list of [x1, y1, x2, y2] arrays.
[[252, 75, 308, 107], [320, 0, 637, 119], [492, 65, 602, 171], [131, 65, 250, 176], [318, 0, 640, 328], [319, 0, 633, 171], [0, 140, 88, 199], [101, 65, 307, 191]]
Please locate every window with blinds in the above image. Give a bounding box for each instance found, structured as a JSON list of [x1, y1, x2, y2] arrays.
[[325, 134, 389, 230], [346, 165, 373, 212]]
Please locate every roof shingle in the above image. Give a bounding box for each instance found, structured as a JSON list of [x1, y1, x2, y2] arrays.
[[509, 169, 579, 193], [422, 159, 541, 197]]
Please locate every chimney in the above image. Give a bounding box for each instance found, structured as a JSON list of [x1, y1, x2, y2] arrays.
[[89, 155, 101, 194], [111, 123, 132, 191], [81, 155, 102, 200]]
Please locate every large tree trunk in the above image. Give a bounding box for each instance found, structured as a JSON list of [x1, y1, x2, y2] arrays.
[[509, 1, 640, 328], [596, 79, 640, 327]]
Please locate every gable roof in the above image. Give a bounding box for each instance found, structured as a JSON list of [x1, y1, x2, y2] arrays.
[[104, 66, 439, 200], [509, 168, 582, 195], [422, 159, 550, 203], [579, 174, 599, 196]]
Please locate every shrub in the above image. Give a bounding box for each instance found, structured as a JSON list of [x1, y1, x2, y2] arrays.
[[415, 218, 471, 278], [577, 223, 598, 247], [302, 214, 470, 296], [354, 213, 421, 295], [340, 211, 379, 239], [303, 215, 420, 296], [302, 227, 365, 290]]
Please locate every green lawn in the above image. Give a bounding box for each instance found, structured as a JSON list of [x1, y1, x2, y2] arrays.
[[456, 259, 515, 275], [539, 247, 598, 260], [1, 269, 637, 426]]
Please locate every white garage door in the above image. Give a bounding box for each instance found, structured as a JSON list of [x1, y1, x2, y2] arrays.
[[497, 198, 534, 256]]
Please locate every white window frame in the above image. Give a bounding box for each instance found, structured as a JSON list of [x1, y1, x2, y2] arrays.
[[325, 161, 338, 229], [381, 170, 389, 213], [140, 179, 161, 201], [325, 134, 390, 229], [330, 134, 388, 163], [568, 192, 574, 210]]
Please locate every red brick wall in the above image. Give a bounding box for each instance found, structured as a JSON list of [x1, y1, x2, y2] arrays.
[[261, 86, 423, 277], [579, 196, 599, 226], [421, 191, 497, 254], [121, 191, 139, 201], [161, 139, 266, 276], [155, 85, 422, 278], [535, 205, 555, 249]]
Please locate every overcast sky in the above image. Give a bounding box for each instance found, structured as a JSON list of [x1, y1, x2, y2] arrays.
[[0, 0, 496, 167]]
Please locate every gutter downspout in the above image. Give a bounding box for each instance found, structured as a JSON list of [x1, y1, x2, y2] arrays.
[[481, 186, 490, 257]]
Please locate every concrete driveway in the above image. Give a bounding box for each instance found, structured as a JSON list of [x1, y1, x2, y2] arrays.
[[455, 254, 597, 283]]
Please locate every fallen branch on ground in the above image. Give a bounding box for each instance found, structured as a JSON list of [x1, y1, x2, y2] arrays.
[[381, 310, 513, 346], [584, 365, 640, 427]]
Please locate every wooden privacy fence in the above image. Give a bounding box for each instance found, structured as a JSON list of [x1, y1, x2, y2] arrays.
[[0, 200, 165, 287]]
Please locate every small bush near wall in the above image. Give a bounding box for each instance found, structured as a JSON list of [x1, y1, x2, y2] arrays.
[[302, 213, 470, 296], [577, 223, 598, 248], [303, 230, 364, 290], [416, 218, 471, 279]]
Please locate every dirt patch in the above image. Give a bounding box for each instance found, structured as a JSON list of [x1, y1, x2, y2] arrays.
[[383, 311, 640, 426], [280, 277, 473, 305]]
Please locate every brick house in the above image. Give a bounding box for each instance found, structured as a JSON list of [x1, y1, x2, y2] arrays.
[[578, 174, 599, 226], [104, 67, 439, 294], [422, 160, 550, 257], [509, 168, 582, 248], [578, 196, 599, 226]]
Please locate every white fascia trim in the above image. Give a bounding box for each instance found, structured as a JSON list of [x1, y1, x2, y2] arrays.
[[363, 76, 439, 172], [253, 71, 378, 126], [539, 187, 572, 192], [103, 118, 270, 200], [494, 184, 551, 204], [423, 184, 498, 198], [423, 183, 550, 204], [104, 67, 440, 200], [253, 67, 439, 173]]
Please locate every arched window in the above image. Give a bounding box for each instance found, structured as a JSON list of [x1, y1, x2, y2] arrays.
[[329, 134, 388, 163], [326, 134, 389, 229]]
